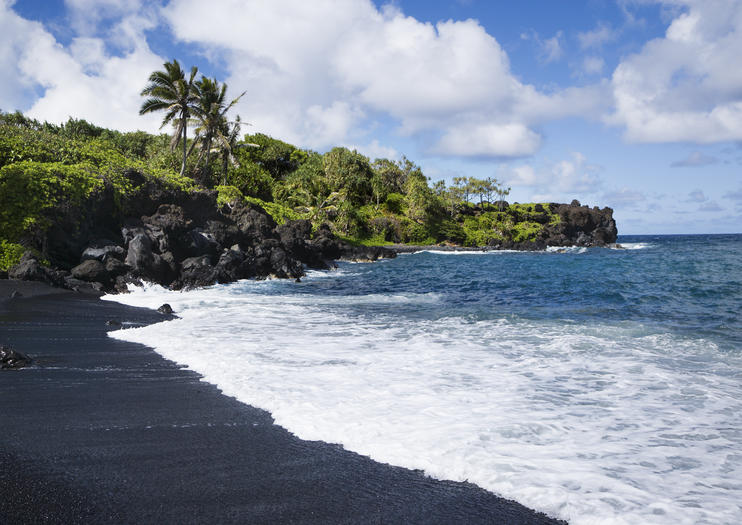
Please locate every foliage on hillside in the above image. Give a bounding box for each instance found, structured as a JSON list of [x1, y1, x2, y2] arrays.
[[0, 110, 563, 269]]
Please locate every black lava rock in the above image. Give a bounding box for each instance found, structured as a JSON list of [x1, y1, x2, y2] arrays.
[[0, 345, 33, 369], [157, 304, 174, 315]]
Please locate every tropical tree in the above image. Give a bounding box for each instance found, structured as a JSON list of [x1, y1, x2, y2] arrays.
[[218, 115, 243, 185], [189, 76, 245, 185], [139, 59, 199, 176], [323, 147, 373, 205], [495, 184, 511, 211]]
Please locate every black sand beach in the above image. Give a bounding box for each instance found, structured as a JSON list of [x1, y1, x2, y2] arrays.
[[0, 279, 564, 524]]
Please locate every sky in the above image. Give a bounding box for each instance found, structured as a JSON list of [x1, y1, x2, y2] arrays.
[[1, 0, 741, 234]]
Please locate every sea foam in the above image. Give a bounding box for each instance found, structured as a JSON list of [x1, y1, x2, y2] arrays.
[[105, 265, 742, 525]]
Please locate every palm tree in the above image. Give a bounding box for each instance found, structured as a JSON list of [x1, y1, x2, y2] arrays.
[[217, 116, 248, 185], [189, 77, 245, 185], [139, 59, 199, 176]]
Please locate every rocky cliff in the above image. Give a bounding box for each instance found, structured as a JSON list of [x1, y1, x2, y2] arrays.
[[6, 178, 394, 293], [4, 176, 616, 293]]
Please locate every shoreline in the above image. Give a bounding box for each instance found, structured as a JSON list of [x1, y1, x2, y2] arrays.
[[0, 278, 564, 524]]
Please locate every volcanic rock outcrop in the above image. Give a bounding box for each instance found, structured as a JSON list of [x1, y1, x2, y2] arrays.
[[7, 184, 394, 293]]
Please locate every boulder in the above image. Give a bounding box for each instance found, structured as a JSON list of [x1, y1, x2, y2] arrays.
[[227, 200, 276, 240], [143, 204, 191, 234], [71, 260, 110, 283], [214, 247, 249, 282], [0, 345, 32, 369], [8, 252, 66, 286], [178, 255, 217, 289], [157, 303, 173, 314], [81, 245, 125, 262], [125, 233, 170, 282], [187, 229, 220, 257], [276, 219, 325, 266], [63, 276, 104, 293], [269, 247, 303, 278], [121, 224, 148, 247], [105, 258, 128, 277]]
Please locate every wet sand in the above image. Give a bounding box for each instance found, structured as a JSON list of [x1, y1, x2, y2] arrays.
[[0, 279, 564, 524]]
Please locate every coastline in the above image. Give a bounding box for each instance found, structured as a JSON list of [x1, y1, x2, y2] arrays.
[[0, 279, 564, 524]]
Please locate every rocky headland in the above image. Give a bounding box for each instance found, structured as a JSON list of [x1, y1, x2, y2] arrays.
[[3, 173, 616, 294], [4, 174, 395, 294]]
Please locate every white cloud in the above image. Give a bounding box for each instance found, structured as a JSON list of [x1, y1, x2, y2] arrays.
[[64, 0, 145, 37], [163, 0, 602, 157], [502, 152, 603, 195], [522, 29, 565, 64], [582, 56, 605, 75], [540, 31, 564, 63], [608, 0, 742, 143], [578, 23, 618, 49], [22, 37, 165, 132], [0, 1, 165, 131], [345, 139, 399, 161], [671, 151, 719, 167], [435, 123, 542, 158]]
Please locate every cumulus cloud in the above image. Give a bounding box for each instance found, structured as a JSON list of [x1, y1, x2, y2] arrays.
[[162, 0, 602, 157], [502, 152, 603, 195], [671, 151, 719, 167], [345, 139, 399, 161], [64, 0, 145, 37], [435, 123, 542, 158], [0, 4, 43, 111], [608, 0, 742, 143], [0, 1, 165, 131]]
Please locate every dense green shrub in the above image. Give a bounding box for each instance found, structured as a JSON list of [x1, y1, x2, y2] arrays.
[[232, 161, 274, 200], [0, 240, 25, 271], [0, 161, 102, 241]]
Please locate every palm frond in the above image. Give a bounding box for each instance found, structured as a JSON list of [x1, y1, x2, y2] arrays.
[[139, 98, 171, 115]]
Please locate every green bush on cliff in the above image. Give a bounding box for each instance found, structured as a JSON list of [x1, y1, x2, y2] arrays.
[[511, 221, 542, 242], [0, 240, 25, 271], [0, 161, 102, 241]]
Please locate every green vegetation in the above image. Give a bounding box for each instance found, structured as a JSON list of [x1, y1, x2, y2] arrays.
[[0, 110, 196, 261], [0, 239, 25, 271], [0, 60, 562, 263]]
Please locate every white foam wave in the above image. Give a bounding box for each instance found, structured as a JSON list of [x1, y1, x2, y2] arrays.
[[619, 242, 655, 250], [105, 281, 742, 525], [415, 249, 517, 255], [545, 246, 588, 254]]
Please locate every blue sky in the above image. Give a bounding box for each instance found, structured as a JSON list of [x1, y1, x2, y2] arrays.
[[2, 0, 741, 234]]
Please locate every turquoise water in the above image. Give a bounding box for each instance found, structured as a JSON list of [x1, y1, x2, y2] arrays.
[[108, 234, 742, 524]]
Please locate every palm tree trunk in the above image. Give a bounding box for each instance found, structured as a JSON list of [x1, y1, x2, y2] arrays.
[[222, 153, 228, 185], [181, 117, 187, 177], [204, 137, 212, 187]]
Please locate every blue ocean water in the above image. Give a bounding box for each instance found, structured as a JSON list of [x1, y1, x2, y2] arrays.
[[107, 234, 742, 524]]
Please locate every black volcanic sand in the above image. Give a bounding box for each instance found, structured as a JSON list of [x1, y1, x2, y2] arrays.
[[0, 279, 565, 524]]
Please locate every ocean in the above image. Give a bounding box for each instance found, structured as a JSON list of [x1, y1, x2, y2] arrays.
[[105, 234, 742, 525]]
